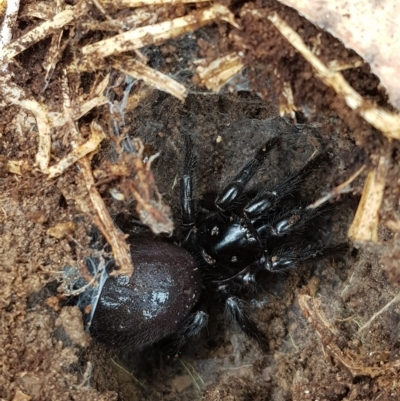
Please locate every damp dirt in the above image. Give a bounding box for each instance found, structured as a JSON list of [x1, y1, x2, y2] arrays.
[[1, 1, 400, 401]]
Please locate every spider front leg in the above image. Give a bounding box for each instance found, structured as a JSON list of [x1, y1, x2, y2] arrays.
[[244, 152, 324, 220], [218, 284, 268, 350], [215, 136, 279, 213]]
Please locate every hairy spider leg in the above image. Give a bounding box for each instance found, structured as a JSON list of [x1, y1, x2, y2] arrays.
[[254, 201, 332, 271], [180, 135, 197, 227], [264, 243, 346, 272], [244, 152, 325, 220], [215, 136, 279, 212], [267, 202, 330, 237], [222, 293, 268, 350], [163, 309, 209, 356]]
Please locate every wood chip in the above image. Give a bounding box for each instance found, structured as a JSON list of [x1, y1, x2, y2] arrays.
[[47, 121, 107, 179], [82, 4, 239, 59], [348, 156, 389, 242], [112, 56, 187, 101], [196, 53, 244, 92]]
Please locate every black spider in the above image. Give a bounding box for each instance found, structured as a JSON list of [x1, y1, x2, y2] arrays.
[[85, 134, 335, 353]]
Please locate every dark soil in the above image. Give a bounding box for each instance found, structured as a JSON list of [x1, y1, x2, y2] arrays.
[[1, 1, 400, 400]]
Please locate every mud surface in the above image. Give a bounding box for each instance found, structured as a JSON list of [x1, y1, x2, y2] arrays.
[[1, 1, 400, 400]]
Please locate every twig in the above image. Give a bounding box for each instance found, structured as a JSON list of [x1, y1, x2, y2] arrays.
[[82, 4, 239, 59], [298, 294, 400, 377], [358, 292, 400, 333], [0, 6, 82, 64], [79, 156, 134, 276], [0, 77, 52, 171], [348, 156, 390, 242], [267, 12, 400, 140], [47, 121, 107, 178], [111, 56, 187, 101], [196, 53, 244, 93], [307, 165, 366, 209], [101, 0, 209, 7], [0, 0, 20, 70], [58, 71, 133, 276], [110, 358, 147, 390]]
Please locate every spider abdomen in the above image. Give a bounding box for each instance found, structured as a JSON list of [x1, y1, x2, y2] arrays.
[[89, 239, 202, 349]]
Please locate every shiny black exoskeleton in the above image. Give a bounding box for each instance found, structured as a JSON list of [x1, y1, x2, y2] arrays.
[[89, 239, 202, 349], [89, 134, 333, 352]]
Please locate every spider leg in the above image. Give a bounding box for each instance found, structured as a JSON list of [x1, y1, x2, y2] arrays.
[[215, 136, 279, 212], [162, 309, 209, 356], [181, 135, 197, 227], [263, 243, 346, 272], [224, 295, 268, 350], [244, 152, 324, 220], [258, 201, 331, 239]]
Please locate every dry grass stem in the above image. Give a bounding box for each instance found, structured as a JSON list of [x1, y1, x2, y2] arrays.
[[101, 0, 208, 7], [21, 1, 59, 20], [58, 74, 133, 276], [308, 165, 366, 209], [43, 30, 64, 85], [79, 155, 134, 277], [298, 294, 400, 377], [47, 122, 107, 179], [0, 78, 52, 171], [112, 56, 187, 101], [358, 292, 400, 333], [268, 12, 400, 140], [81, 8, 154, 32], [348, 156, 389, 242], [196, 53, 244, 92], [0, 0, 20, 71], [50, 74, 110, 127], [0, 6, 80, 64], [82, 4, 239, 59]]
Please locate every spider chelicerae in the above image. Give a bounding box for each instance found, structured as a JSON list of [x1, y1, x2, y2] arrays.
[[86, 133, 337, 353]]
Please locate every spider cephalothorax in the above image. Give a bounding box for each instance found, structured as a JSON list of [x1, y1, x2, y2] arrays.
[[87, 133, 335, 352]]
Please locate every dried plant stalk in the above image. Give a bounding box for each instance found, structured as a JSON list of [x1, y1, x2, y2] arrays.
[[0, 7, 79, 64], [268, 12, 400, 140], [82, 4, 239, 59], [298, 294, 400, 377], [112, 56, 187, 101], [196, 53, 244, 92], [308, 165, 366, 209], [47, 122, 107, 179], [57, 73, 133, 276], [0, 0, 20, 70], [50, 74, 110, 128], [79, 156, 134, 277], [348, 156, 389, 242], [0, 78, 51, 171], [100, 0, 208, 7]]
